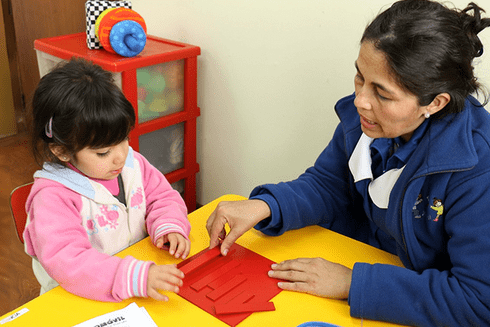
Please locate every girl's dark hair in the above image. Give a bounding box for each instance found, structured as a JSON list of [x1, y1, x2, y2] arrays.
[[31, 57, 135, 166], [361, 0, 490, 117]]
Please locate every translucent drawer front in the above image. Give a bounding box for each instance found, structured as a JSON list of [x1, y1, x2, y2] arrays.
[[36, 50, 65, 77], [138, 123, 184, 174], [171, 179, 185, 197], [137, 60, 185, 123], [35, 50, 122, 87]]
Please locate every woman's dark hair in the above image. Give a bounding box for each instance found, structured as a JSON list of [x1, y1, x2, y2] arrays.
[[361, 0, 490, 118], [31, 57, 135, 166]]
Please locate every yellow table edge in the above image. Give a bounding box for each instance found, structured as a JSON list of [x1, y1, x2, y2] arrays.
[[1, 194, 404, 327]]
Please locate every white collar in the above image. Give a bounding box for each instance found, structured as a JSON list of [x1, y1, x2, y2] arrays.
[[348, 133, 374, 183], [348, 133, 405, 209]]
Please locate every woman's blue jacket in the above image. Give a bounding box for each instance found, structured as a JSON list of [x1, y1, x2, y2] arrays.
[[251, 93, 490, 326]]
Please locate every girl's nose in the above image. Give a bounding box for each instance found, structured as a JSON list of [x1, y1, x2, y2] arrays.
[[113, 144, 128, 164]]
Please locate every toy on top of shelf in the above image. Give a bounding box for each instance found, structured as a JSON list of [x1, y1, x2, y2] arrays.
[[85, 1, 147, 57], [95, 7, 147, 57], [85, 1, 132, 49]]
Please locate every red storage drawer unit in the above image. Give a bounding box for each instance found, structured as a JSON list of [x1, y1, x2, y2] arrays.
[[35, 32, 201, 211]]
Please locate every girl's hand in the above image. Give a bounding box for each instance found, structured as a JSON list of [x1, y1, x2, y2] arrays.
[[155, 233, 191, 259], [146, 264, 184, 301], [268, 257, 352, 300]]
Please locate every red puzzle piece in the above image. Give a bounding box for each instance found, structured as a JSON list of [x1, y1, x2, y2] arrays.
[[190, 260, 241, 291], [177, 244, 282, 326], [179, 246, 222, 275], [215, 291, 276, 315]]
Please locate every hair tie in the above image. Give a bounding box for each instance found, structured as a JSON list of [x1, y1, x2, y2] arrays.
[[45, 117, 53, 138]]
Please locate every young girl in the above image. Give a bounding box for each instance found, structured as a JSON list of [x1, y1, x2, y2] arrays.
[[24, 58, 191, 302]]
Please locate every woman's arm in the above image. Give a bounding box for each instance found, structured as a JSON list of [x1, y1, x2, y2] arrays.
[[250, 124, 363, 237]]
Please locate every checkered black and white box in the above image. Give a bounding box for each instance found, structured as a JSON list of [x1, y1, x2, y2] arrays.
[[85, 0, 132, 49]]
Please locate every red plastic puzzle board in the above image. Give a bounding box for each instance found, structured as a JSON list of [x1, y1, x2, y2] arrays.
[[177, 244, 282, 326]]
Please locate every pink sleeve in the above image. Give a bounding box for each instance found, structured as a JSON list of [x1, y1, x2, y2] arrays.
[[24, 179, 153, 302], [134, 151, 191, 243]]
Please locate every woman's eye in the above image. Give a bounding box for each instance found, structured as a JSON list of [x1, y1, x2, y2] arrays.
[[377, 92, 389, 101]]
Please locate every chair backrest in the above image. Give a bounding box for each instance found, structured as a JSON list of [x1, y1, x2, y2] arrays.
[[9, 183, 34, 244]]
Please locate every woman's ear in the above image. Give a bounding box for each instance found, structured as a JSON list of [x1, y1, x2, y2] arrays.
[[49, 144, 70, 162], [427, 93, 451, 115]]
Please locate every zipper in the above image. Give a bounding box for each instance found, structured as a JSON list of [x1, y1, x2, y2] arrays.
[[108, 199, 132, 247]]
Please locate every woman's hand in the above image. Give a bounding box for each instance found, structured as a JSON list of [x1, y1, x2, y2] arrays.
[[206, 200, 271, 256], [268, 258, 353, 299], [155, 232, 191, 259], [146, 264, 184, 301]]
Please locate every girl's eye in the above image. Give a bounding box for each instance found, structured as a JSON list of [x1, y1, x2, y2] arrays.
[[97, 151, 110, 157]]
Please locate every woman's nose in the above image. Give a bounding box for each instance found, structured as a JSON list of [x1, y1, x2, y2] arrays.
[[354, 88, 372, 111]]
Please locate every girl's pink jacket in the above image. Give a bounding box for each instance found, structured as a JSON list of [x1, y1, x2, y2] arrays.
[[24, 148, 190, 302]]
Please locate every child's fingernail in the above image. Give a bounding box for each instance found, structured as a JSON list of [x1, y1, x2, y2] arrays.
[[268, 270, 274, 277], [223, 249, 228, 256], [271, 264, 277, 269]]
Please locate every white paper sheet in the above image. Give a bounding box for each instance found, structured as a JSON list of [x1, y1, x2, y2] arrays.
[[72, 302, 157, 327]]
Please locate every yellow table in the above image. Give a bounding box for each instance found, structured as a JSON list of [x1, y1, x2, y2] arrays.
[[1, 195, 404, 327]]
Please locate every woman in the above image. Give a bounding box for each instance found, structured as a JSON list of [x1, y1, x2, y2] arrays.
[[206, 1, 490, 326]]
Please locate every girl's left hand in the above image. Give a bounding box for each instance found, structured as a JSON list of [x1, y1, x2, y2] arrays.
[[155, 233, 191, 259], [268, 257, 352, 300]]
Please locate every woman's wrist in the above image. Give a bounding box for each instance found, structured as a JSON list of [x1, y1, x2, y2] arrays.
[[249, 199, 272, 224]]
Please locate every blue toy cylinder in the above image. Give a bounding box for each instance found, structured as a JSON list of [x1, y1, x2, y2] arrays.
[[109, 20, 147, 57], [124, 34, 141, 51]]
